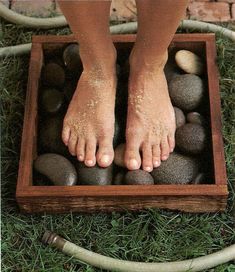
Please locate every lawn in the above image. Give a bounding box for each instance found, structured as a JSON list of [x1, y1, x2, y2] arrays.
[[1, 20, 235, 272]]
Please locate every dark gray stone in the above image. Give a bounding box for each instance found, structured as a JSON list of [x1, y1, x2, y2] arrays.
[[40, 88, 64, 114], [186, 112, 206, 126], [192, 173, 206, 184], [124, 170, 154, 185], [42, 62, 65, 88], [176, 123, 207, 155], [63, 44, 82, 73], [174, 107, 186, 129], [39, 117, 69, 157], [113, 170, 126, 185], [169, 74, 205, 111], [34, 153, 77, 186], [151, 152, 199, 184], [76, 162, 113, 185]]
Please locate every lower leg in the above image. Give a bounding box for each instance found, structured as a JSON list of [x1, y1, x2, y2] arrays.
[[125, 0, 188, 171], [58, 1, 116, 167]]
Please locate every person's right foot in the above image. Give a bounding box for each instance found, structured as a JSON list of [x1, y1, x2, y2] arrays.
[[62, 52, 117, 168], [125, 52, 176, 172]]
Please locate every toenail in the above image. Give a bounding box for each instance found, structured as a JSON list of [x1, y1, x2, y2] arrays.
[[170, 148, 174, 152], [100, 155, 110, 165], [78, 155, 84, 161], [86, 160, 94, 166], [145, 166, 152, 172], [162, 155, 168, 161], [154, 161, 160, 167], [129, 159, 139, 169]]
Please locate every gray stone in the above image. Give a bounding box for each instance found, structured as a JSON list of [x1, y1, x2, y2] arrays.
[[124, 170, 154, 185], [192, 173, 206, 184], [113, 170, 126, 185], [114, 143, 126, 168], [40, 88, 64, 114], [76, 162, 113, 185], [169, 74, 205, 111], [176, 123, 207, 155], [174, 107, 186, 128], [63, 44, 83, 73], [151, 152, 199, 184], [186, 112, 206, 126], [63, 80, 77, 102], [39, 117, 69, 157], [42, 62, 65, 88], [34, 153, 77, 186]]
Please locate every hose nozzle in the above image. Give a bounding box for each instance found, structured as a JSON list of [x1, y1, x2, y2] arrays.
[[42, 230, 66, 250]]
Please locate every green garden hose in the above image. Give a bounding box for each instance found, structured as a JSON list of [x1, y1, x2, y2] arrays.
[[1, 3, 234, 270], [42, 230, 235, 272], [0, 2, 234, 57]]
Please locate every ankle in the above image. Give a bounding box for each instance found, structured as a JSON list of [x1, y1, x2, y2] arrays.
[[80, 44, 117, 74], [129, 48, 168, 74]]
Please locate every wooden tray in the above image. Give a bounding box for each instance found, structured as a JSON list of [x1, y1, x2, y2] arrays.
[[16, 34, 228, 213]]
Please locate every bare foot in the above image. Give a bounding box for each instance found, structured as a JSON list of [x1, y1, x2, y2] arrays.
[[62, 60, 116, 168], [125, 52, 176, 172]]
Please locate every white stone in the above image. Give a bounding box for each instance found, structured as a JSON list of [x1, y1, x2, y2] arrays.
[[175, 50, 204, 75]]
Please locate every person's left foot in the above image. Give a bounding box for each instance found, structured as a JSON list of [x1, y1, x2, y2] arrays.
[[125, 52, 176, 172]]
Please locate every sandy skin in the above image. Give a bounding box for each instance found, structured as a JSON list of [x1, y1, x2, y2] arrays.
[[58, 0, 186, 171]]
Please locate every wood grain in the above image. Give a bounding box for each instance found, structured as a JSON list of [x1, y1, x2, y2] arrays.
[[16, 34, 228, 214]]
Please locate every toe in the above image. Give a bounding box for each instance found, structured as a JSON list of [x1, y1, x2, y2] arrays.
[[85, 138, 97, 167], [152, 144, 161, 168], [76, 138, 85, 161], [168, 132, 175, 153], [96, 137, 114, 168], [68, 132, 78, 156], [125, 139, 141, 170], [62, 124, 70, 146], [141, 143, 153, 172], [160, 136, 170, 161]]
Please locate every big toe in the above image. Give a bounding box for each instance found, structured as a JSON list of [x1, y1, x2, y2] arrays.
[[124, 140, 141, 170], [96, 137, 114, 168]]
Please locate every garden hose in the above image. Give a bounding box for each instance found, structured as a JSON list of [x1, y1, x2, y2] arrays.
[[1, 3, 234, 270], [0, 2, 235, 57], [42, 230, 235, 272]]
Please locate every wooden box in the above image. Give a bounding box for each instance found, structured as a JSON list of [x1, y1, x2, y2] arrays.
[[16, 34, 228, 213]]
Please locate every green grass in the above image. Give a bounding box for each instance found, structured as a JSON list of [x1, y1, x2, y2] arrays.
[[1, 20, 235, 272]]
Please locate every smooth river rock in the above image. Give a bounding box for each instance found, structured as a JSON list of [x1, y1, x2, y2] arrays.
[[113, 170, 126, 185], [114, 143, 126, 168], [186, 112, 206, 126], [175, 123, 207, 155], [63, 80, 77, 102], [40, 88, 64, 114], [34, 153, 77, 186], [174, 107, 186, 128], [76, 162, 113, 185], [175, 50, 204, 76], [124, 170, 154, 185], [192, 173, 206, 184], [63, 44, 83, 73], [169, 74, 205, 111], [42, 62, 65, 88], [39, 117, 69, 157], [151, 152, 199, 185]]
